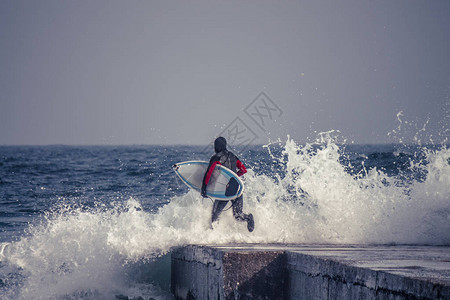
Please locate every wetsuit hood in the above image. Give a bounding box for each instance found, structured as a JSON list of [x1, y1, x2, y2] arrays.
[[214, 137, 227, 153]]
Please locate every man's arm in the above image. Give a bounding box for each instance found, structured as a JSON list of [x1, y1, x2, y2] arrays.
[[201, 156, 220, 197], [236, 159, 247, 176]]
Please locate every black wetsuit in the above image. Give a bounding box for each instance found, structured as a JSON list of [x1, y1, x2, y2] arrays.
[[201, 137, 253, 229]]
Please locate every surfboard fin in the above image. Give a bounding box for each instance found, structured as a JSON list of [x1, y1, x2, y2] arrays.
[[225, 177, 239, 196]]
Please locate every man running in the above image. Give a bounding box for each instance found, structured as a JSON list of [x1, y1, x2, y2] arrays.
[[201, 137, 254, 232]]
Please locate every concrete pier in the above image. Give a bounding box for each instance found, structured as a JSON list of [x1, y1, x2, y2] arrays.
[[171, 244, 450, 300]]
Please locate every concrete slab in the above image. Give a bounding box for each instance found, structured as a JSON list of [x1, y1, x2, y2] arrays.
[[171, 244, 450, 300]]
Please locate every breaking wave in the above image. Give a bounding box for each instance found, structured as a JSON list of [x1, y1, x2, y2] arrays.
[[1, 133, 449, 299]]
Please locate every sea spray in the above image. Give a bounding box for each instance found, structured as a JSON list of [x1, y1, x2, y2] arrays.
[[250, 133, 450, 244], [1, 200, 167, 299], [1, 136, 449, 299]]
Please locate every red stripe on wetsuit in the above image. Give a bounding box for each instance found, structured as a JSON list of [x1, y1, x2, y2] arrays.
[[236, 160, 247, 176], [203, 161, 220, 185], [204, 160, 247, 185]]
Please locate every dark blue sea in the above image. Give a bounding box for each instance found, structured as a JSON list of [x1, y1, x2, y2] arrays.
[[1, 137, 449, 299]]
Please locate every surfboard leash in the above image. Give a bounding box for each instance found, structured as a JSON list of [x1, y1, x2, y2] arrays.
[[203, 196, 234, 211]]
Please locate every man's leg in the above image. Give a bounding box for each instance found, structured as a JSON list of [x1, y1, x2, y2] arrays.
[[231, 195, 247, 221], [232, 195, 254, 232], [212, 200, 229, 223]]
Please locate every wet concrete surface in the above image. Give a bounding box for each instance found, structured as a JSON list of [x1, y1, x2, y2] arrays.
[[171, 244, 450, 299], [212, 244, 450, 285]]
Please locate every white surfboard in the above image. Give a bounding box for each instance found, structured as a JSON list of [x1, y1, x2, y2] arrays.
[[172, 160, 244, 201]]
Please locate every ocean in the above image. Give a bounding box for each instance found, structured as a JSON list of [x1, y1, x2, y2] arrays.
[[0, 135, 449, 299]]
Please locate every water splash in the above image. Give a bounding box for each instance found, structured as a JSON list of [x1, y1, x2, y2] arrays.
[[251, 133, 450, 245], [1, 134, 449, 299]]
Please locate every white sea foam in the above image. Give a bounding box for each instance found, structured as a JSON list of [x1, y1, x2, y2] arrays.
[[1, 135, 449, 299]]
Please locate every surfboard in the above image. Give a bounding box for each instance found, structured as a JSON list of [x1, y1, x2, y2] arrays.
[[172, 160, 244, 201]]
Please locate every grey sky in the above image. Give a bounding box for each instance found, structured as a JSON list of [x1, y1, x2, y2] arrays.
[[1, 0, 449, 145]]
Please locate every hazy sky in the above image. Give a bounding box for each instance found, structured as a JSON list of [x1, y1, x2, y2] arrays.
[[1, 0, 449, 145]]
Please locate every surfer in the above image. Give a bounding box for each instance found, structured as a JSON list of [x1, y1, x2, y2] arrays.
[[201, 137, 255, 232]]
